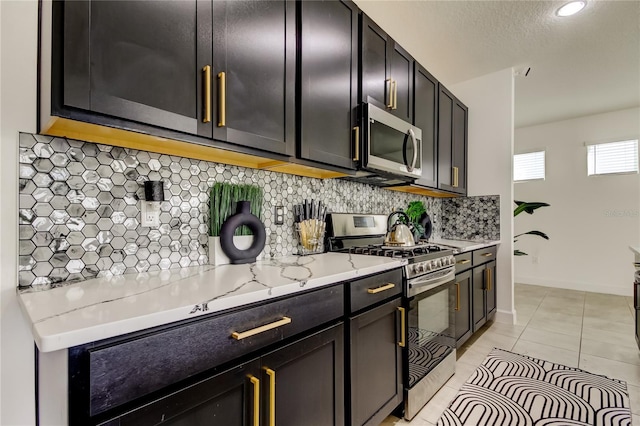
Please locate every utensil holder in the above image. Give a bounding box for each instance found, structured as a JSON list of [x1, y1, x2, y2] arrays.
[[295, 220, 326, 255]]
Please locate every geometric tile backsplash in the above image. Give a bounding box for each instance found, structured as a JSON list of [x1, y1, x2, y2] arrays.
[[18, 133, 502, 290], [441, 195, 501, 240]]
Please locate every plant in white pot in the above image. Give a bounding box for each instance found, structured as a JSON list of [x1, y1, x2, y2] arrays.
[[209, 183, 264, 265]]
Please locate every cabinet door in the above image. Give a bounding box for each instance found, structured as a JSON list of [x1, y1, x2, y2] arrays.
[[390, 43, 413, 123], [454, 270, 472, 348], [472, 265, 487, 331], [485, 261, 497, 319], [452, 99, 468, 195], [212, 0, 295, 156], [413, 63, 438, 188], [299, 0, 358, 170], [62, 0, 212, 137], [350, 298, 403, 426], [103, 359, 261, 426], [361, 15, 392, 110], [437, 84, 454, 191], [261, 324, 345, 426]]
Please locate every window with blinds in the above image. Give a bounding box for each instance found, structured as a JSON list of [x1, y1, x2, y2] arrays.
[[587, 139, 639, 176], [513, 151, 545, 182]]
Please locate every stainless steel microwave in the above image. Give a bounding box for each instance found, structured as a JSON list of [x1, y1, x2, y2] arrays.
[[362, 103, 422, 180]]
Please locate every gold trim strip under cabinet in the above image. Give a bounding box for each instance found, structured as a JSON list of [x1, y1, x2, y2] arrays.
[[265, 368, 276, 426], [249, 375, 260, 426], [218, 71, 226, 127], [202, 65, 211, 123], [367, 283, 395, 294], [231, 317, 292, 340], [397, 306, 406, 347]]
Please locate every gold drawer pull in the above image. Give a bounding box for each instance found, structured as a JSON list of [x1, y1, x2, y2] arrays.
[[202, 65, 211, 123], [482, 252, 493, 257], [386, 78, 393, 108], [265, 368, 276, 426], [457, 259, 470, 264], [249, 375, 260, 426], [397, 306, 406, 347], [231, 317, 292, 340], [218, 71, 226, 127], [367, 283, 395, 294]]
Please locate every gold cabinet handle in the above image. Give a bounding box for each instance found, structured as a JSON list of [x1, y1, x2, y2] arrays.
[[452, 166, 459, 188], [392, 79, 398, 110], [457, 259, 470, 265], [386, 78, 393, 108], [202, 65, 211, 123], [352, 126, 360, 161], [455, 283, 460, 311], [488, 268, 492, 291], [485, 268, 492, 291], [367, 282, 395, 294], [397, 306, 406, 347], [264, 368, 276, 426], [248, 375, 260, 426], [218, 71, 226, 127], [482, 252, 493, 257], [231, 317, 291, 340]]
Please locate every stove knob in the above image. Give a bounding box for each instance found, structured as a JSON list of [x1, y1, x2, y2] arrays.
[[425, 262, 432, 271], [412, 265, 419, 274], [442, 258, 449, 266], [418, 263, 425, 272]]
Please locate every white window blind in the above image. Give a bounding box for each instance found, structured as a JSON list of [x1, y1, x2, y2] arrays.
[[514, 151, 545, 181], [587, 139, 639, 176]]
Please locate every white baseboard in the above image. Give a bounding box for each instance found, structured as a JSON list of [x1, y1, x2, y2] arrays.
[[515, 275, 632, 297], [494, 309, 517, 325]]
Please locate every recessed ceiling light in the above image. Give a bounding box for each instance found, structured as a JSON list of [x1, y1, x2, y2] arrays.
[[556, 1, 586, 17]]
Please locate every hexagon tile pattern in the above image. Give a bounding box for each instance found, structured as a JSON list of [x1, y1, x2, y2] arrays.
[[19, 133, 455, 290], [441, 195, 500, 240]]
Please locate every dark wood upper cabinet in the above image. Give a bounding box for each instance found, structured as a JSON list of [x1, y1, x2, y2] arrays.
[[60, 0, 212, 138], [299, 0, 358, 170], [212, 0, 295, 156], [361, 15, 413, 122], [438, 84, 468, 195], [413, 63, 438, 188]]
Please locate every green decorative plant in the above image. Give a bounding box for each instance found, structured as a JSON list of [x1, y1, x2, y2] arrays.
[[209, 183, 263, 237], [514, 200, 550, 256], [404, 201, 427, 239]]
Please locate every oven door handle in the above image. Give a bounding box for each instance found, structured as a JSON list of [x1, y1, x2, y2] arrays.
[[408, 268, 455, 297]]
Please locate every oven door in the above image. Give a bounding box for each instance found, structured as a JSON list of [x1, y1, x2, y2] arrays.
[[405, 273, 456, 389], [364, 103, 422, 179]]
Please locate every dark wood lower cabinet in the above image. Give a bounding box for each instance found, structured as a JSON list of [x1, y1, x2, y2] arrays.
[[262, 323, 345, 426], [454, 270, 472, 347], [472, 261, 497, 332], [349, 298, 402, 426]]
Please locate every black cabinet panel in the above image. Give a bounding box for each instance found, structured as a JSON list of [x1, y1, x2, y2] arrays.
[[361, 15, 390, 109], [350, 298, 402, 426], [438, 84, 467, 195], [454, 270, 472, 348], [486, 261, 497, 318], [262, 324, 345, 426], [213, 0, 295, 155], [62, 0, 212, 137], [413, 63, 438, 188], [349, 268, 403, 313], [452, 100, 468, 194], [390, 43, 413, 123], [299, 0, 358, 170], [472, 265, 487, 331]]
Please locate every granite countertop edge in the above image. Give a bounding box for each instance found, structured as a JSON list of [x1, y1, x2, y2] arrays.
[[17, 253, 407, 353]]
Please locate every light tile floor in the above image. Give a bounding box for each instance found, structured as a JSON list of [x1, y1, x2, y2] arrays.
[[382, 283, 640, 426]]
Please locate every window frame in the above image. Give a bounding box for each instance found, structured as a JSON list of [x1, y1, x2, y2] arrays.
[[513, 149, 546, 183], [586, 138, 639, 177]]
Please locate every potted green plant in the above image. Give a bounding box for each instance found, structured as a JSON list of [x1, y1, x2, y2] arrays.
[[404, 201, 427, 243], [209, 183, 264, 265], [513, 200, 550, 256]]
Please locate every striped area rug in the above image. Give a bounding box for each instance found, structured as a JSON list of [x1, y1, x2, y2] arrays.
[[438, 348, 632, 426]]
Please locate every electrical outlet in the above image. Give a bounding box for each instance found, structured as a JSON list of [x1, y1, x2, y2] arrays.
[[141, 201, 160, 227], [274, 206, 284, 225]]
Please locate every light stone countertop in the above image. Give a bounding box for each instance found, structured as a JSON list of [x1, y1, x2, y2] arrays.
[[18, 253, 407, 353], [429, 238, 501, 253]]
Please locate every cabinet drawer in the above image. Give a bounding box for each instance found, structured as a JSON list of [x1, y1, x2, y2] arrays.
[[454, 252, 472, 272], [473, 245, 497, 265], [77, 284, 344, 417], [349, 268, 403, 313]]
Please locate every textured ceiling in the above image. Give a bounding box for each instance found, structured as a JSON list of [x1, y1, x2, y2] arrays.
[[353, 0, 640, 128]]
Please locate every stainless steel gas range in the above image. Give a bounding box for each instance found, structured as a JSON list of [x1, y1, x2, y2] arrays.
[[326, 213, 457, 420]]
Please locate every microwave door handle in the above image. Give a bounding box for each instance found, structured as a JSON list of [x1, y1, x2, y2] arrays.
[[408, 128, 418, 172]]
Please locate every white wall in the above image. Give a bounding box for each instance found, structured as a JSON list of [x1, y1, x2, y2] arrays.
[[451, 68, 516, 324], [515, 108, 640, 296], [1, 1, 39, 424]]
